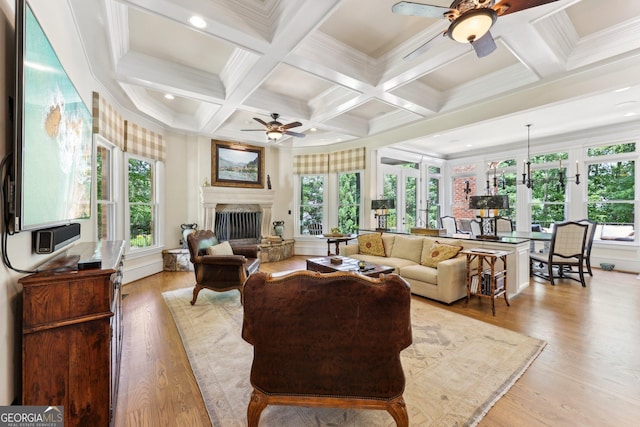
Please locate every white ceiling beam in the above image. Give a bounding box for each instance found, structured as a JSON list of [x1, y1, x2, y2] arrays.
[[114, 0, 270, 51], [117, 51, 226, 102], [201, 0, 344, 134]]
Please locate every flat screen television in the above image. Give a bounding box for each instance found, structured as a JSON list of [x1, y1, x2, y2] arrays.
[[11, 0, 92, 232]]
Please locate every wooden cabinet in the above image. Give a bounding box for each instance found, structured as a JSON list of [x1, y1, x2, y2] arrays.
[[20, 241, 124, 427]]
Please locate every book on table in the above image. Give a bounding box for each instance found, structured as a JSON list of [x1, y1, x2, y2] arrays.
[[471, 269, 504, 295], [481, 271, 504, 295]]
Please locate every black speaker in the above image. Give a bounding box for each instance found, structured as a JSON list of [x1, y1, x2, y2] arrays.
[[33, 223, 81, 254]]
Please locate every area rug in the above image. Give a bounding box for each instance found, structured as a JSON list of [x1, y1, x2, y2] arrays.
[[163, 288, 546, 426]]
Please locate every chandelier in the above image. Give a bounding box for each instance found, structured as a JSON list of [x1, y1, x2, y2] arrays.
[[521, 124, 580, 189], [486, 161, 505, 194]]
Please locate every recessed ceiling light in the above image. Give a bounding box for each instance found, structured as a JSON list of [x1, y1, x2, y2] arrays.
[[624, 112, 637, 117], [164, 94, 174, 100], [615, 87, 631, 93], [189, 16, 207, 29], [310, 127, 317, 132]]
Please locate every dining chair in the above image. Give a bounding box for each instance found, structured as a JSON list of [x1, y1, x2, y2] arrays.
[[529, 221, 588, 287], [563, 219, 597, 276], [470, 219, 482, 236], [495, 217, 513, 232], [458, 219, 472, 234], [440, 216, 458, 235]]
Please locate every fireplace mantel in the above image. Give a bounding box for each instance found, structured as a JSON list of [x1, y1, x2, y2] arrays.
[[201, 186, 275, 205], [200, 186, 275, 237]]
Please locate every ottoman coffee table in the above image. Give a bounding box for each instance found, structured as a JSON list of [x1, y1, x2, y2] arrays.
[[306, 256, 395, 278]]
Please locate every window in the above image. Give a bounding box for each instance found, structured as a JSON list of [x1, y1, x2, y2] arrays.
[[300, 175, 324, 234], [383, 173, 398, 229], [95, 137, 115, 241], [404, 175, 417, 229], [338, 172, 360, 233], [427, 176, 440, 228], [587, 143, 636, 242], [528, 153, 567, 230], [127, 156, 157, 249], [494, 160, 517, 223]]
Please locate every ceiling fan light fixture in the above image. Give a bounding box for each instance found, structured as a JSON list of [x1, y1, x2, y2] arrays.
[[448, 8, 497, 43], [266, 129, 283, 140]]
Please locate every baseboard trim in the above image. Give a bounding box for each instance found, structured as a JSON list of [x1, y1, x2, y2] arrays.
[[123, 260, 163, 284]]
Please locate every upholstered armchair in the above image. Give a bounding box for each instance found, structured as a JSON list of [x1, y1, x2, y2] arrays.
[[242, 270, 412, 427], [186, 230, 260, 305]]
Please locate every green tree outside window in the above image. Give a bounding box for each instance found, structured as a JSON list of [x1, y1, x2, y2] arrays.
[[128, 158, 154, 248], [338, 172, 360, 233]]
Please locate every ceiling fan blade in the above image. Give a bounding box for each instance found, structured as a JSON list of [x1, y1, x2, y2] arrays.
[[284, 131, 306, 138], [241, 129, 266, 132], [495, 0, 560, 17], [253, 117, 268, 126], [403, 30, 446, 61], [471, 31, 497, 58], [392, 1, 449, 18], [282, 121, 302, 130]]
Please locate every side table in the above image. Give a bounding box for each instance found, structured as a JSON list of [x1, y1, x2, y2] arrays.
[[460, 248, 511, 316], [316, 234, 357, 256]]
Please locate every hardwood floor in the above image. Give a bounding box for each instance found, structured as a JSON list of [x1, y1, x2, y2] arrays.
[[114, 257, 640, 426]]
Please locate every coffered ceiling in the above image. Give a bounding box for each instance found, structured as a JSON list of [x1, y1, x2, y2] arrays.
[[68, 0, 640, 158]]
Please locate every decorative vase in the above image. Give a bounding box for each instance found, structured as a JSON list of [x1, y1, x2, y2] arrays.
[[273, 221, 285, 238], [181, 223, 198, 248]]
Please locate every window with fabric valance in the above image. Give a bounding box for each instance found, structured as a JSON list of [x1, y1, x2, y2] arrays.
[[92, 92, 165, 251], [124, 121, 166, 162], [295, 147, 365, 235], [293, 147, 365, 174], [92, 91, 125, 149]]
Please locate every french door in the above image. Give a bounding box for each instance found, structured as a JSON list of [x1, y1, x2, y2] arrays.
[[380, 165, 420, 231]]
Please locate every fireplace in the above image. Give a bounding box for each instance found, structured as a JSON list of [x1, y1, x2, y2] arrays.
[[200, 186, 274, 239], [215, 204, 262, 244]]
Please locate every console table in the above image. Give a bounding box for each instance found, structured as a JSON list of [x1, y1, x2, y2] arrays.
[[20, 241, 125, 427]]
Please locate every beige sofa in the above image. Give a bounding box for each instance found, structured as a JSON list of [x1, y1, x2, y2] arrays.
[[340, 233, 468, 304]]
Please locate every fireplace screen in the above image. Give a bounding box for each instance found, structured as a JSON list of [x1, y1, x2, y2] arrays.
[[215, 211, 262, 243]]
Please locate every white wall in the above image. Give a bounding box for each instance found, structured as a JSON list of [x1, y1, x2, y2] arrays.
[[163, 131, 194, 248]]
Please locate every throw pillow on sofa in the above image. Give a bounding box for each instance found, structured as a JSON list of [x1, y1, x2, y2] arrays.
[[357, 234, 385, 256], [421, 241, 462, 268], [390, 235, 424, 263], [206, 241, 234, 256]]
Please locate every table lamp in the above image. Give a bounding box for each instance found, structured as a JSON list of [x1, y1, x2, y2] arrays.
[[469, 195, 509, 237], [371, 199, 395, 231]]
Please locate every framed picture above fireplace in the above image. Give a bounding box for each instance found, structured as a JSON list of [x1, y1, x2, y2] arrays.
[[211, 140, 265, 188]]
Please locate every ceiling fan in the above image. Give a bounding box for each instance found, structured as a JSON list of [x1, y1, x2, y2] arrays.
[[242, 113, 306, 141], [392, 0, 560, 59]]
